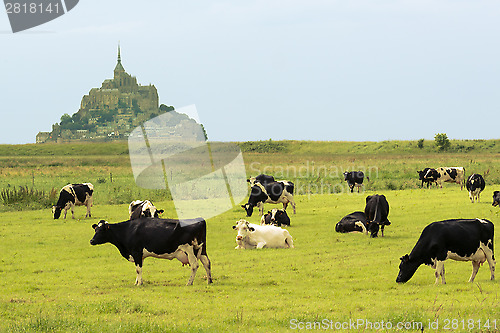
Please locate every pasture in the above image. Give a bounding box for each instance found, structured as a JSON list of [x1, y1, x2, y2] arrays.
[[1, 141, 500, 332]]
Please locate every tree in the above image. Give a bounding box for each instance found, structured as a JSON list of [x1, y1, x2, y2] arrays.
[[60, 113, 72, 126], [434, 133, 450, 151], [417, 138, 424, 149]]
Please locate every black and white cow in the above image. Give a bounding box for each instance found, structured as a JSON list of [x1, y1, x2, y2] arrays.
[[364, 194, 390, 238], [129, 200, 164, 220], [466, 173, 486, 203], [396, 219, 495, 284], [90, 218, 212, 286], [436, 167, 465, 190], [493, 191, 500, 207], [247, 174, 275, 186], [242, 181, 296, 217], [335, 211, 368, 234], [343, 171, 368, 193], [417, 168, 440, 188], [53, 183, 94, 219], [260, 208, 291, 227]]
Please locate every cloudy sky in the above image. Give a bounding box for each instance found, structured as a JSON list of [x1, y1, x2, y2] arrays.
[[1, 0, 499, 144]]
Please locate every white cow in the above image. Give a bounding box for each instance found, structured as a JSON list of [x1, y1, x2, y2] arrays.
[[232, 219, 294, 249]]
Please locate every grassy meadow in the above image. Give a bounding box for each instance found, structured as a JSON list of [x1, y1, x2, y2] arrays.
[[1, 140, 500, 332]]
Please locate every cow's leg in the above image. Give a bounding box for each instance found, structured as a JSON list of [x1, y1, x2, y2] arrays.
[[179, 244, 199, 286], [257, 202, 264, 216], [86, 197, 93, 218], [70, 204, 76, 219], [256, 241, 266, 249], [469, 261, 481, 283], [380, 225, 385, 237], [284, 193, 296, 214], [199, 255, 213, 284], [284, 231, 294, 248], [434, 261, 445, 284], [132, 255, 144, 285], [481, 245, 496, 281]]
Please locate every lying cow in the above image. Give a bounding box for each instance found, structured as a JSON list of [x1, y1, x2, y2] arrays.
[[364, 194, 391, 238], [466, 173, 486, 203], [436, 167, 465, 190], [242, 181, 296, 217], [90, 218, 212, 286], [396, 219, 495, 284], [129, 200, 164, 219], [335, 211, 368, 234], [53, 183, 94, 219], [260, 208, 291, 227], [343, 171, 368, 193], [417, 168, 439, 188], [233, 219, 294, 249], [493, 191, 500, 207]]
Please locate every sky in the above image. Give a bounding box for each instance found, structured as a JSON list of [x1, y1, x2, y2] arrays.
[[1, 0, 499, 144]]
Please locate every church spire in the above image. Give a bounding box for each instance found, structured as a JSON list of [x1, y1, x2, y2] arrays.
[[114, 43, 125, 74]]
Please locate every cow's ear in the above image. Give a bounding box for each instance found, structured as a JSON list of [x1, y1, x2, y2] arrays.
[[249, 227, 255, 232], [92, 224, 97, 230], [241, 205, 245, 208], [232, 225, 237, 229], [400, 254, 409, 262], [246, 178, 250, 183], [157, 210, 164, 214]]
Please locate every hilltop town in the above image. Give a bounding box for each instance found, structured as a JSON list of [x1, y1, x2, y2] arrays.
[[36, 47, 203, 143]]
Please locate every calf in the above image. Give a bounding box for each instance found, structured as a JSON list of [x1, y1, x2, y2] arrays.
[[232, 219, 294, 249], [129, 200, 164, 220], [241, 181, 296, 217], [364, 194, 390, 238], [493, 191, 500, 207], [335, 211, 368, 234], [343, 171, 368, 193], [436, 167, 465, 190], [53, 183, 93, 219], [466, 174, 486, 203], [417, 168, 439, 188], [396, 219, 495, 284], [260, 208, 291, 227], [90, 218, 212, 286]]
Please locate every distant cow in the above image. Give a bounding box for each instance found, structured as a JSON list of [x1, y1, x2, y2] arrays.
[[90, 218, 212, 286], [260, 208, 291, 227], [364, 194, 391, 238], [233, 219, 294, 249], [417, 168, 439, 188], [335, 211, 368, 234], [242, 181, 296, 217], [53, 183, 94, 219], [493, 191, 500, 207], [247, 174, 275, 186], [343, 171, 368, 193], [466, 174, 486, 203], [129, 200, 164, 220], [436, 167, 465, 190], [396, 219, 495, 284]]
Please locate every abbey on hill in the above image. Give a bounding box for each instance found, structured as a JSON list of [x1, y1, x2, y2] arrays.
[[36, 46, 195, 143]]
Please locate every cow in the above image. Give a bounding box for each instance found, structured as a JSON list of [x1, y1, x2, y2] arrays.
[[260, 208, 291, 227], [90, 218, 213, 286], [232, 219, 294, 249], [364, 194, 390, 238], [247, 174, 275, 186], [396, 219, 495, 284], [493, 191, 500, 207], [335, 211, 368, 234], [129, 200, 164, 220], [466, 174, 486, 203], [436, 167, 465, 190], [343, 171, 368, 193], [417, 168, 440, 188], [241, 181, 296, 217], [52, 183, 94, 219]]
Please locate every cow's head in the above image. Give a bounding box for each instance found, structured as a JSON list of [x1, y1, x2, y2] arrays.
[[417, 170, 424, 180], [232, 219, 255, 242], [52, 206, 62, 219], [365, 221, 380, 238], [343, 171, 349, 181], [396, 254, 420, 283], [493, 191, 500, 207], [90, 220, 111, 245], [241, 203, 254, 217]]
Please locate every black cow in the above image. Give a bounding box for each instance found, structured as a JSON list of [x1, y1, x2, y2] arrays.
[[335, 211, 368, 234], [53, 183, 94, 219], [493, 191, 500, 207], [260, 208, 291, 227], [242, 181, 296, 217], [396, 219, 495, 284], [343, 171, 368, 193], [466, 174, 486, 203], [417, 168, 440, 188], [129, 200, 164, 220], [364, 194, 390, 238], [90, 218, 213, 286], [247, 174, 275, 186]]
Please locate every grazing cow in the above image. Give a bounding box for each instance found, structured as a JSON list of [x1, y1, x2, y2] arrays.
[[129, 200, 164, 220], [241, 181, 296, 217], [364, 194, 390, 238], [232, 219, 294, 249], [493, 191, 500, 207], [417, 168, 440, 188], [466, 174, 486, 203], [343, 171, 368, 193], [90, 218, 212, 286], [436, 167, 465, 190], [53, 183, 94, 219], [260, 208, 291, 227], [335, 211, 368, 234], [396, 219, 495, 284], [247, 174, 275, 186]]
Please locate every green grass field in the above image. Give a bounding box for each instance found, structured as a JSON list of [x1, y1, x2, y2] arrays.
[[1, 141, 500, 332]]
